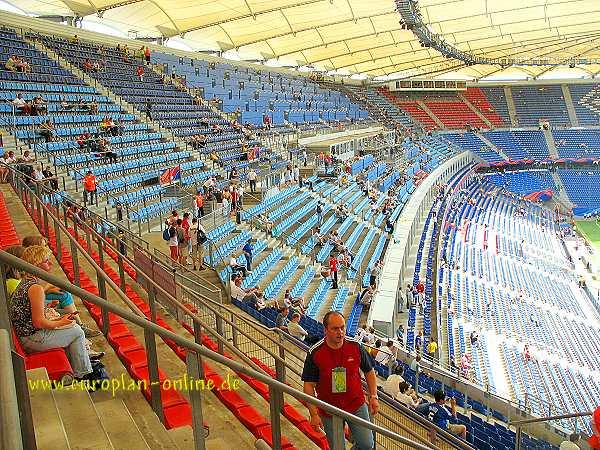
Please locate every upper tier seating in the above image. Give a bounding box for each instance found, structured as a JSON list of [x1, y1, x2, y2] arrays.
[[443, 133, 504, 162], [567, 83, 600, 126], [378, 88, 438, 129], [483, 130, 549, 160], [155, 53, 369, 127], [344, 86, 414, 128], [483, 131, 528, 160], [463, 87, 506, 127], [480, 87, 511, 125], [511, 85, 570, 127], [425, 101, 487, 129]]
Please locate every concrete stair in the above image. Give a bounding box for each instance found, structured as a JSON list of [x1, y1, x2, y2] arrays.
[[458, 93, 493, 129], [28, 367, 152, 450], [561, 85, 579, 127], [416, 100, 444, 129], [475, 132, 509, 160], [503, 87, 519, 127], [551, 172, 575, 210], [543, 129, 559, 159]]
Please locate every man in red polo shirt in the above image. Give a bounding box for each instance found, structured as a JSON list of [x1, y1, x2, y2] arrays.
[[302, 311, 378, 450]]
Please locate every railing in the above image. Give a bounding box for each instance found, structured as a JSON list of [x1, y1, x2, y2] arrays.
[[0, 250, 437, 450], [8, 165, 473, 449], [510, 411, 593, 450]]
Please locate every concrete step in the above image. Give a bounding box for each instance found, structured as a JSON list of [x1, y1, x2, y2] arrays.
[[51, 376, 114, 449], [93, 397, 151, 449], [27, 368, 71, 450]]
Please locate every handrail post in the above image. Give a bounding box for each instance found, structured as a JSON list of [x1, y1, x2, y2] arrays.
[[215, 315, 225, 354], [70, 239, 80, 286], [186, 351, 207, 450], [515, 426, 522, 450], [268, 385, 283, 450], [144, 327, 164, 424], [117, 250, 126, 290], [10, 351, 35, 450], [331, 414, 345, 450]]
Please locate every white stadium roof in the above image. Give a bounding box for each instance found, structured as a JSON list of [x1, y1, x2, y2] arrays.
[[3, 0, 600, 80]]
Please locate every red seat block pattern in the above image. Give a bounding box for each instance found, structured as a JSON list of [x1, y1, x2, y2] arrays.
[[464, 87, 506, 127]]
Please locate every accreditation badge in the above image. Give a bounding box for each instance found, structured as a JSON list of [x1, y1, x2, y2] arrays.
[[331, 367, 347, 393]]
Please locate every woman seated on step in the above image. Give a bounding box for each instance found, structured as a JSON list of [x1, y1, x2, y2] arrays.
[[8, 245, 96, 381]]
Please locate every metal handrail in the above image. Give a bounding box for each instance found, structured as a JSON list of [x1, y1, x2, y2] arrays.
[[0, 250, 434, 450], [38, 181, 473, 449], [510, 411, 593, 426]]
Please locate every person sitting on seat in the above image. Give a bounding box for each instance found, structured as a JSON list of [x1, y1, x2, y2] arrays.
[[313, 227, 326, 246], [0, 151, 16, 182], [42, 166, 58, 191], [228, 254, 248, 277], [19, 150, 35, 163], [38, 120, 55, 143], [15, 56, 31, 73], [89, 99, 99, 115], [12, 93, 30, 115], [5, 55, 19, 72], [83, 58, 93, 71], [338, 248, 353, 269], [96, 139, 118, 164], [419, 390, 467, 441], [31, 95, 47, 116], [76, 132, 91, 149], [283, 289, 306, 315], [335, 204, 348, 222], [257, 213, 274, 235], [8, 245, 94, 381]]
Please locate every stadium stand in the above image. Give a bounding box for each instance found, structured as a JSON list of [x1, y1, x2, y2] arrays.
[[463, 87, 506, 127], [439, 177, 599, 436], [511, 85, 570, 127], [558, 169, 600, 216], [552, 129, 600, 158], [480, 87, 511, 125], [443, 132, 505, 162], [486, 170, 557, 195], [154, 54, 370, 127], [3, 7, 600, 450], [567, 83, 600, 126]]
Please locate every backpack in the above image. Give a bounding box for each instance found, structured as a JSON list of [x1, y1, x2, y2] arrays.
[[316, 204, 323, 214], [83, 360, 110, 392], [197, 228, 207, 244], [162, 227, 171, 241], [176, 228, 185, 245]]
